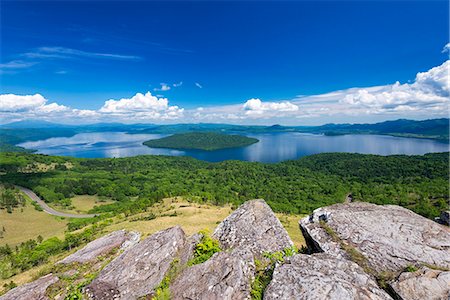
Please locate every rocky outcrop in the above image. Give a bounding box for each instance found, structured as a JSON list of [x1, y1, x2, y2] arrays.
[[213, 199, 293, 256], [0, 274, 58, 300], [389, 267, 450, 300], [59, 230, 140, 264], [85, 226, 186, 300], [170, 248, 255, 300], [6, 199, 450, 300], [300, 202, 450, 300], [264, 253, 392, 300], [300, 202, 450, 273]]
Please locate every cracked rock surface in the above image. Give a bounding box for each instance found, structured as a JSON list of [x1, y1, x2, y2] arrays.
[[264, 253, 392, 300], [59, 230, 140, 264], [0, 274, 58, 300], [213, 199, 293, 256], [170, 248, 255, 300], [390, 267, 450, 300], [300, 202, 450, 273], [85, 226, 186, 300]]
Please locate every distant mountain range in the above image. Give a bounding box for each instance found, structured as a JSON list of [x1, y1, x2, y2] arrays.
[[0, 118, 448, 153]]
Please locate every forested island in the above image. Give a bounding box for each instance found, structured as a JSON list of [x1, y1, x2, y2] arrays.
[[143, 132, 259, 151]]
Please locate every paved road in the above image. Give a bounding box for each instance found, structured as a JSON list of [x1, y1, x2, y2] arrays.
[[16, 186, 98, 219]]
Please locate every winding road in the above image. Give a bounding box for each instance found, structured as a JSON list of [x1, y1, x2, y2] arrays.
[[16, 186, 98, 219]]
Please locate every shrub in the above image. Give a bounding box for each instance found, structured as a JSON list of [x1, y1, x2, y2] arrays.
[[187, 230, 221, 266]]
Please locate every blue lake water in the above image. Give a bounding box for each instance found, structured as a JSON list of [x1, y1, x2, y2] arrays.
[[18, 132, 449, 163]]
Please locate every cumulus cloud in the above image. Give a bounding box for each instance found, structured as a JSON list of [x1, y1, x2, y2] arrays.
[[188, 60, 449, 124], [1, 60, 448, 125], [442, 43, 450, 53], [0, 94, 50, 112], [153, 83, 171, 92], [99, 92, 183, 119], [0, 93, 96, 124], [243, 98, 299, 115], [0, 92, 184, 124], [341, 60, 449, 114]]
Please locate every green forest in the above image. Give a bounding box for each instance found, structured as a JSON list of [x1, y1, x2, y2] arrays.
[[143, 132, 259, 151], [0, 151, 448, 219]]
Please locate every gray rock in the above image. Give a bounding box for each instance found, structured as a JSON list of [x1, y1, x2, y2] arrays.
[[264, 253, 392, 300], [213, 199, 293, 256], [179, 232, 203, 266], [85, 226, 186, 300], [170, 248, 255, 300], [0, 274, 58, 300], [59, 230, 140, 264], [300, 202, 450, 274], [390, 267, 450, 300]]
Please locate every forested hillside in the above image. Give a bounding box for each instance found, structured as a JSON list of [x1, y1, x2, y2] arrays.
[[0, 152, 447, 219]]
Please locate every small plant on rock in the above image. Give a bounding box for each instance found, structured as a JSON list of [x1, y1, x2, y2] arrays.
[[187, 230, 221, 266]]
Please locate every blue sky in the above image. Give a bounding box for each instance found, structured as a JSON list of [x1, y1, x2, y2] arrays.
[[0, 1, 449, 125]]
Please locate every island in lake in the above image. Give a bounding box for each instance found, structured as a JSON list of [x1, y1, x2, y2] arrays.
[[143, 132, 259, 151]]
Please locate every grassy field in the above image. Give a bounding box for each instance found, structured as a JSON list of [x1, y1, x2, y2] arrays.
[[0, 196, 67, 247], [50, 195, 115, 214], [103, 198, 306, 248]]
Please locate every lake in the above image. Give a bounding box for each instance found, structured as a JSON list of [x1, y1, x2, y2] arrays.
[[18, 132, 449, 163]]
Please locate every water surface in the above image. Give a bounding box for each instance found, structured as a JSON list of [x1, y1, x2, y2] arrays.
[[18, 132, 449, 163]]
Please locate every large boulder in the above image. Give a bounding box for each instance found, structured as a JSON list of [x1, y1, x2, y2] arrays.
[[0, 274, 58, 300], [170, 248, 255, 300], [85, 226, 186, 300], [300, 202, 450, 274], [59, 230, 140, 264], [213, 199, 293, 256], [389, 267, 450, 300], [264, 253, 392, 300]]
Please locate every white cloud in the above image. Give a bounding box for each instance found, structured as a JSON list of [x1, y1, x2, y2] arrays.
[[341, 60, 449, 114], [1, 60, 448, 125], [0, 60, 37, 70], [0, 91, 183, 124], [0, 94, 92, 124], [173, 81, 183, 87], [72, 109, 99, 118], [35, 102, 69, 114], [0, 94, 47, 112], [195, 82, 203, 89], [99, 92, 183, 120], [154, 83, 171, 92], [23, 47, 141, 61], [442, 43, 450, 53], [187, 60, 449, 124], [243, 98, 299, 115]]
